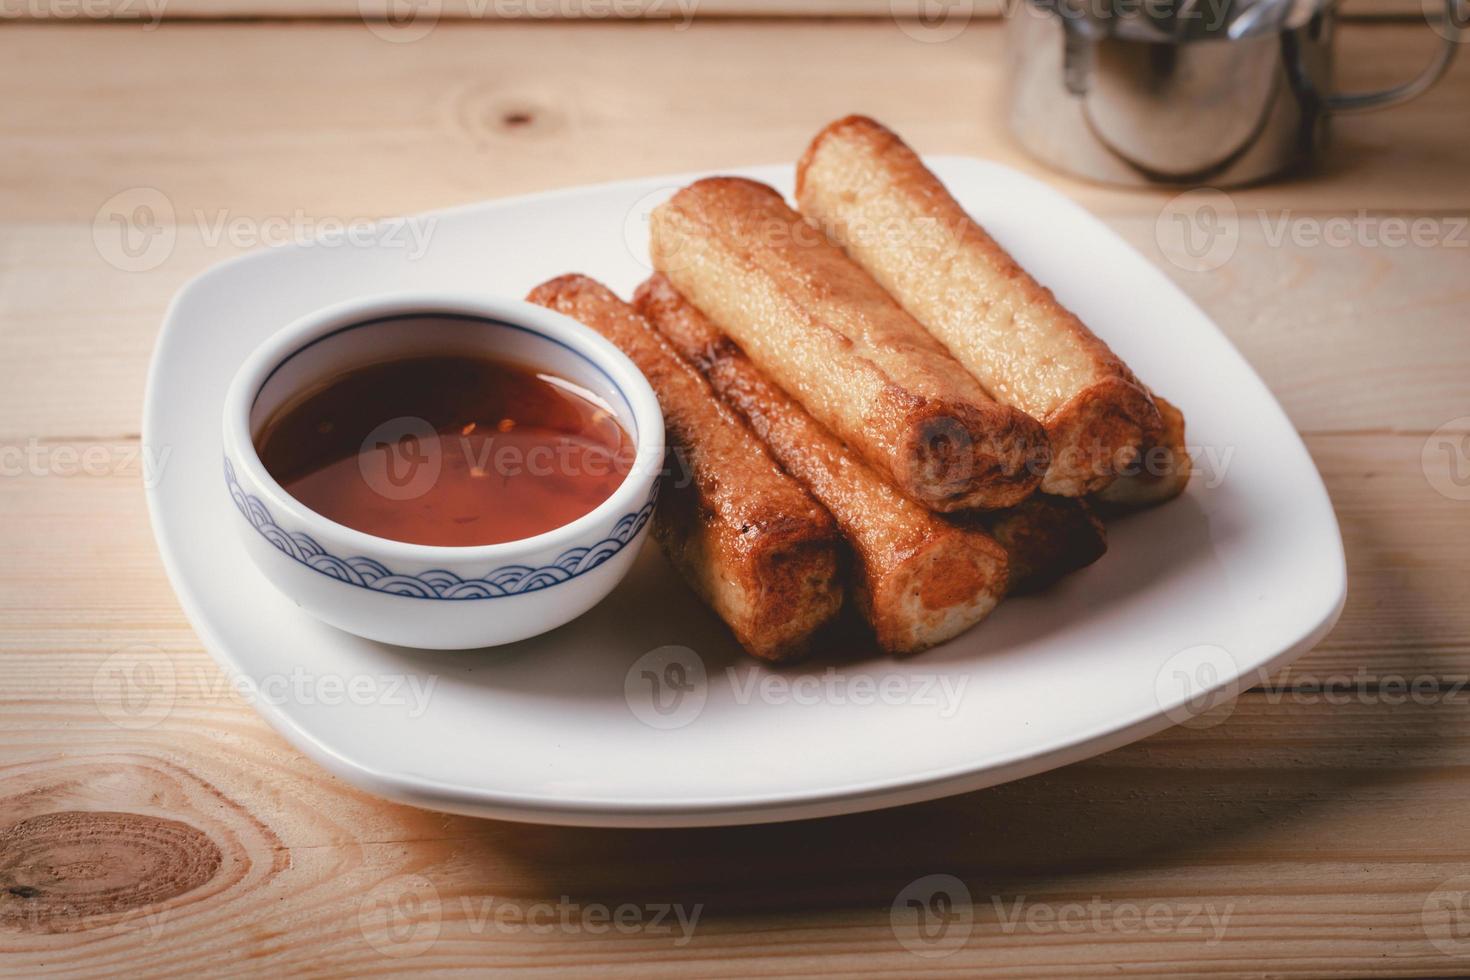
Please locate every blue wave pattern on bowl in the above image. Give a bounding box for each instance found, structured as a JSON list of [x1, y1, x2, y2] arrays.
[[225, 457, 656, 600]]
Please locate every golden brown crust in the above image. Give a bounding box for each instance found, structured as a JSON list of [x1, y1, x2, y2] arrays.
[[1091, 394, 1192, 514], [635, 273, 1009, 655], [1042, 377, 1167, 497], [649, 176, 1049, 512], [527, 274, 843, 661], [978, 494, 1108, 595], [796, 115, 1162, 497]]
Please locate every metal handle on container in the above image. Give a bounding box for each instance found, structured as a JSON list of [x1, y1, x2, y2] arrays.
[[1327, 0, 1461, 112]]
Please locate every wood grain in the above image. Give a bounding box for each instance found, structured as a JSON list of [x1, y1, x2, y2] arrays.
[[1, 22, 1466, 223], [4, 695, 1470, 975], [2, 16, 1469, 978]]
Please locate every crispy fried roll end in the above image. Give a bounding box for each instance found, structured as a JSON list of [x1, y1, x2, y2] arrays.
[[649, 176, 1049, 512], [1092, 395, 1192, 514], [796, 114, 1161, 497], [981, 495, 1108, 595], [527, 274, 843, 661], [635, 273, 1009, 655]]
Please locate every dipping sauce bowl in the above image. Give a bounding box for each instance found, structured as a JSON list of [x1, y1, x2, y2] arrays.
[[222, 293, 664, 649]]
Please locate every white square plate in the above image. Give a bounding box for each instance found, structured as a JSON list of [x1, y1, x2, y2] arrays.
[[144, 159, 1345, 827]]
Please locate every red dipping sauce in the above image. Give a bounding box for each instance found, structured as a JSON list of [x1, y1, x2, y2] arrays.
[[255, 356, 634, 547]]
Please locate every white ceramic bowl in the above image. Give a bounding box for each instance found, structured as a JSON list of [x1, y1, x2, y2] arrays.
[[221, 293, 664, 649]]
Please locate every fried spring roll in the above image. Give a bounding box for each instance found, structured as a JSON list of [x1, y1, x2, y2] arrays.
[[796, 115, 1162, 498], [527, 274, 843, 661], [649, 177, 1050, 512], [635, 274, 1009, 655], [1092, 395, 1192, 514], [981, 495, 1107, 595]]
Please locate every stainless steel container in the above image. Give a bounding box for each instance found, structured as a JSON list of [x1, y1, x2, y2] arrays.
[[1005, 0, 1461, 186]]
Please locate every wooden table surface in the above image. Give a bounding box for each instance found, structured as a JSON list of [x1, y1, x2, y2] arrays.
[[3, 12, 1469, 978]]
